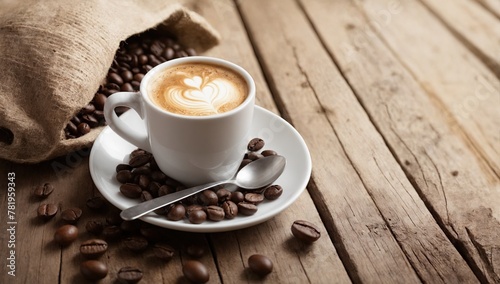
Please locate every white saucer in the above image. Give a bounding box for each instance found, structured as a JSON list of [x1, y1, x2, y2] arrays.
[[89, 106, 312, 233]]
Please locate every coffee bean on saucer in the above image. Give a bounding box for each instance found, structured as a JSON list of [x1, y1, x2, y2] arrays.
[[206, 205, 225, 221], [198, 190, 218, 206], [166, 204, 185, 221], [261, 150, 278, 157], [80, 239, 108, 259], [216, 188, 232, 202], [33, 183, 55, 198], [188, 209, 207, 224], [238, 202, 258, 216], [291, 220, 321, 243], [61, 207, 83, 224], [128, 152, 151, 168], [116, 164, 132, 172], [248, 254, 273, 276], [37, 203, 58, 220], [239, 158, 252, 170], [140, 191, 153, 202], [80, 260, 108, 281], [183, 260, 209, 283], [248, 138, 265, 151], [152, 243, 175, 261], [264, 185, 283, 200], [222, 201, 238, 219], [230, 191, 245, 203], [244, 193, 264, 205], [117, 266, 143, 284], [247, 152, 264, 161], [120, 183, 142, 199], [86, 220, 104, 235], [116, 170, 133, 183], [123, 236, 149, 252], [54, 224, 78, 246]]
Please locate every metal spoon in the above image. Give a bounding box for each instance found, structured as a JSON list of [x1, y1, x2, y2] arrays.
[[120, 155, 286, 221]]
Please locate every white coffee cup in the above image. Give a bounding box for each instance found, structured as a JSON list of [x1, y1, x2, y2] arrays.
[[104, 56, 255, 186]]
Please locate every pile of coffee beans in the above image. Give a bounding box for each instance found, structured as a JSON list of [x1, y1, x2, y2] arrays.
[[64, 32, 196, 139], [114, 137, 284, 224]]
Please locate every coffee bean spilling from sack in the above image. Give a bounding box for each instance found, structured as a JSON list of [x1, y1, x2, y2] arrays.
[[64, 33, 196, 139], [114, 137, 284, 224]]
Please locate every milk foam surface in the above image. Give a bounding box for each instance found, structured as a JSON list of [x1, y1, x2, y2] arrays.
[[148, 63, 248, 116]]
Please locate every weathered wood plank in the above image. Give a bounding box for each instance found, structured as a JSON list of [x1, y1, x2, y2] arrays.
[[302, 0, 499, 282], [181, 0, 352, 283], [475, 0, 500, 19], [355, 0, 500, 179], [236, 0, 471, 282], [419, 0, 500, 78]]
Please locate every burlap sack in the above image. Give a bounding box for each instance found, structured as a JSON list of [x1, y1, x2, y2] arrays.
[[0, 0, 220, 163]]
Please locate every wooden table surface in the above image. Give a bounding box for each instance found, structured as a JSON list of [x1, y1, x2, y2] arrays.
[[1, 0, 499, 283]]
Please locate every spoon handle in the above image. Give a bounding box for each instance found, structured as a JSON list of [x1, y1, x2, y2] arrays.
[[120, 179, 232, 221]]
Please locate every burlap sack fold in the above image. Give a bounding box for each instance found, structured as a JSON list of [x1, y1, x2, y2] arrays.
[[0, 0, 220, 163]]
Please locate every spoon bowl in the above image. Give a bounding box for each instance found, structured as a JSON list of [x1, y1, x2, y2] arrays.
[[120, 155, 286, 221]]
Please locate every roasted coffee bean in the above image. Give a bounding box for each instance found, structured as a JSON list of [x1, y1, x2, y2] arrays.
[[80, 260, 108, 281], [198, 190, 218, 206], [117, 266, 143, 284], [102, 225, 121, 241], [133, 73, 144, 82], [247, 152, 264, 161], [152, 244, 175, 261], [188, 209, 207, 224], [248, 138, 265, 151], [131, 165, 152, 176], [70, 116, 81, 125], [239, 158, 253, 170], [230, 191, 245, 203], [158, 185, 175, 196], [54, 224, 78, 246], [81, 103, 96, 114], [261, 149, 277, 157], [183, 260, 209, 283], [82, 114, 99, 128], [148, 54, 162, 66], [244, 193, 264, 205], [148, 181, 161, 197], [66, 121, 78, 135], [291, 220, 321, 243], [222, 201, 238, 219], [123, 236, 149, 252], [186, 48, 197, 56], [264, 185, 283, 200], [216, 188, 232, 202], [116, 164, 132, 172], [140, 191, 153, 202], [138, 54, 148, 65], [106, 210, 123, 225], [93, 93, 107, 110], [186, 243, 205, 258], [80, 239, 108, 259], [150, 170, 167, 182], [128, 153, 151, 168], [238, 202, 258, 216], [37, 203, 58, 220], [86, 196, 107, 211], [61, 207, 83, 224], [120, 183, 142, 199], [120, 70, 133, 82], [77, 122, 91, 135], [116, 170, 133, 183], [248, 254, 273, 276], [166, 204, 185, 221], [137, 174, 150, 190], [120, 82, 134, 92], [108, 72, 123, 85], [86, 220, 104, 235], [206, 205, 225, 221], [33, 183, 55, 198]]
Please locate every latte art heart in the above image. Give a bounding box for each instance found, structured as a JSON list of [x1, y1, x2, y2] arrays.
[[149, 63, 248, 116]]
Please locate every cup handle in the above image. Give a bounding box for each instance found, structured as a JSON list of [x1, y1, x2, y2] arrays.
[[103, 92, 151, 152]]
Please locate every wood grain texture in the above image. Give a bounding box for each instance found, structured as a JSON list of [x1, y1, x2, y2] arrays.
[[236, 0, 464, 282], [181, 0, 352, 283], [354, 0, 500, 179], [419, 0, 500, 78], [304, 0, 499, 282]]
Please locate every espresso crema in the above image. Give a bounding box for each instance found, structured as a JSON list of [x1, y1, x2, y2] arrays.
[[148, 63, 248, 116]]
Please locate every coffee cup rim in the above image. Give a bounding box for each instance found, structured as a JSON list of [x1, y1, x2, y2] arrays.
[[140, 56, 256, 119]]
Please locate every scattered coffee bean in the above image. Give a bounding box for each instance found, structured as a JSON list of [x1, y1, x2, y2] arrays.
[[198, 190, 218, 206], [291, 220, 321, 243], [188, 209, 207, 224], [248, 254, 273, 276], [80, 260, 108, 281], [186, 243, 206, 258], [33, 183, 55, 198], [61, 207, 83, 224], [247, 138, 265, 151], [120, 183, 142, 199], [80, 239, 108, 259], [86, 220, 104, 235], [244, 193, 264, 205], [37, 203, 58, 220], [86, 196, 107, 211], [264, 185, 283, 200], [123, 236, 149, 252], [222, 201, 238, 219], [54, 224, 78, 246], [206, 205, 225, 221], [183, 260, 210, 283], [102, 225, 122, 241], [238, 202, 258, 216], [117, 266, 143, 284], [152, 244, 175, 261], [166, 204, 185, 221]]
